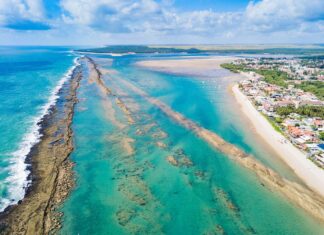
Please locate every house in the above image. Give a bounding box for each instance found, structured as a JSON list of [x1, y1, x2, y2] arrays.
[[282, 119, 300, 127], [306, 144, 321, 154], [287, 126, 303, 138], [301, 131, 317, 143], [313, 153, 324, 167], [299, 100, 324, 107], [263, 102, 274, 112], [314, 119, 324, 129], [274, 100, 295, 108]]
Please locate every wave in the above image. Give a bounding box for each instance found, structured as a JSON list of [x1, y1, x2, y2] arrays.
[[0, 57, 81, 212]]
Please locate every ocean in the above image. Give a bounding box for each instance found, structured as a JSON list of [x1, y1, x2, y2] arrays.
[[0, 48, 323, 234], [0, 46, 77, 211], [60, 54, 324, 234]]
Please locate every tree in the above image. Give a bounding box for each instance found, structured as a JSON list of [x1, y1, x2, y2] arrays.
[[319, 132, 324, 141]]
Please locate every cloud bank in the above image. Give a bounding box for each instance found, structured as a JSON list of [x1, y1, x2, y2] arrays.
[[0, 0, 323, 44]]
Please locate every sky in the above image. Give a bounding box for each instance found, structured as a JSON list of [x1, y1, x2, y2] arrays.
[[0, 0, 323, 45]]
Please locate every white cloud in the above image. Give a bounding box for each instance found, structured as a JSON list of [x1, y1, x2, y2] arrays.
[[245, 0, 324, 32], [59, 0, 324, 37], [60, 0, 164, 32], [0, 0, 45, 25], [1, 0, 323, 44]]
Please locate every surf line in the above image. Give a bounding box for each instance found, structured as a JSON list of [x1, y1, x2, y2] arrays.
[[0, 57, 84, 234], [116, 76, 324, 223]]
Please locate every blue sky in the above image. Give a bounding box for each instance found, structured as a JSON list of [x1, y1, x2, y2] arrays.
[[172, 0, 251, 12], [0, 0, 323, 45]]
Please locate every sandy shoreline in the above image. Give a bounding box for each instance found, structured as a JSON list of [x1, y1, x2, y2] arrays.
[[232, 84, 324, 197], [136, 57, 236, 77]]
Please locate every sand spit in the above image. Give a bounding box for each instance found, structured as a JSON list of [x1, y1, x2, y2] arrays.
[[0, 62, 83, 234], [136, 57, 236, 77], [117, 77, 324, 223]]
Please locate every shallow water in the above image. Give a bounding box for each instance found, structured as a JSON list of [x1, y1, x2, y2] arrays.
[[60, 55, 324, 234], [0, 46, 76, 211]]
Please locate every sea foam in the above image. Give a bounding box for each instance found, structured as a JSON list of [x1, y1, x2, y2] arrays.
[[0, 57, 81, 212]]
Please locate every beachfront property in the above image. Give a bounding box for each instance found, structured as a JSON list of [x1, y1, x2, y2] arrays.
[[237, 61, 324, 169], [233, 57, 324, 81]]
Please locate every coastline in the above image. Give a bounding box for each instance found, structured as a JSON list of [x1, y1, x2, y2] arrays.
[[0, 58, 84, 234], [136, 58, 324, 223], [0, 58, 80, 212], [138, 57, 324, 197], [232, 83, 324, 197], [116, 72, 324, 223]]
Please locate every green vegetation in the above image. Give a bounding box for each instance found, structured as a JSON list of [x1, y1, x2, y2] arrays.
[[261, 113, 284, 134], [275, 117, 283, 123], [295, 81, 324, 100], [221, 63, 289, 87], [220, 63, 250, 73], [275, 105, 324, 119], [319, 132, 324, 141], [257, 69, 289, 87], [77, 45, 324, 55], [77, 45, 202, 54]]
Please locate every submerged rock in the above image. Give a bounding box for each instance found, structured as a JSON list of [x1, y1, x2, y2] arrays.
[[215, 224, 225, 235], [116, 209, 135, 226], [178, 157, 193, 167], [166, 156, 178, 166], [156, 141, 167, 149], [213, 187, 239, 214], [135, 128, 144, 136], [152, 130, 168, 139]]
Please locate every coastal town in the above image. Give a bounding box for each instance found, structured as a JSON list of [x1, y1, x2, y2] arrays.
[[225, 57, 324, 169]]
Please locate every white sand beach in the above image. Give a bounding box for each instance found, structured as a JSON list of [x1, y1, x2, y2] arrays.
[[232, 84, 324, 197], [136, 57, 236, 77]]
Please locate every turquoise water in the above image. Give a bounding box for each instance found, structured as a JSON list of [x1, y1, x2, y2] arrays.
[[60, 55, 324, 234], [0, 48, 323, 233], [0, 47, 76, 211]]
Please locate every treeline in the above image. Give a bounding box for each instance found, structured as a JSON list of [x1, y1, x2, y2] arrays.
[[295, 81, 324, 100], [77, 45, 202, 54], [221, 63, 289, 87], [220, 63, 248, 73], [257, 69, 289, 87], [77, 46, 324, 55], [275, 105, 324, 119]]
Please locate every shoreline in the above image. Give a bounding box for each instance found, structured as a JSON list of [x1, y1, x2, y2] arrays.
[[117, 73, 324, 223], [136, 58, 324, 223], [0, 58, 84, 234], [232, 83, 324, 197]]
